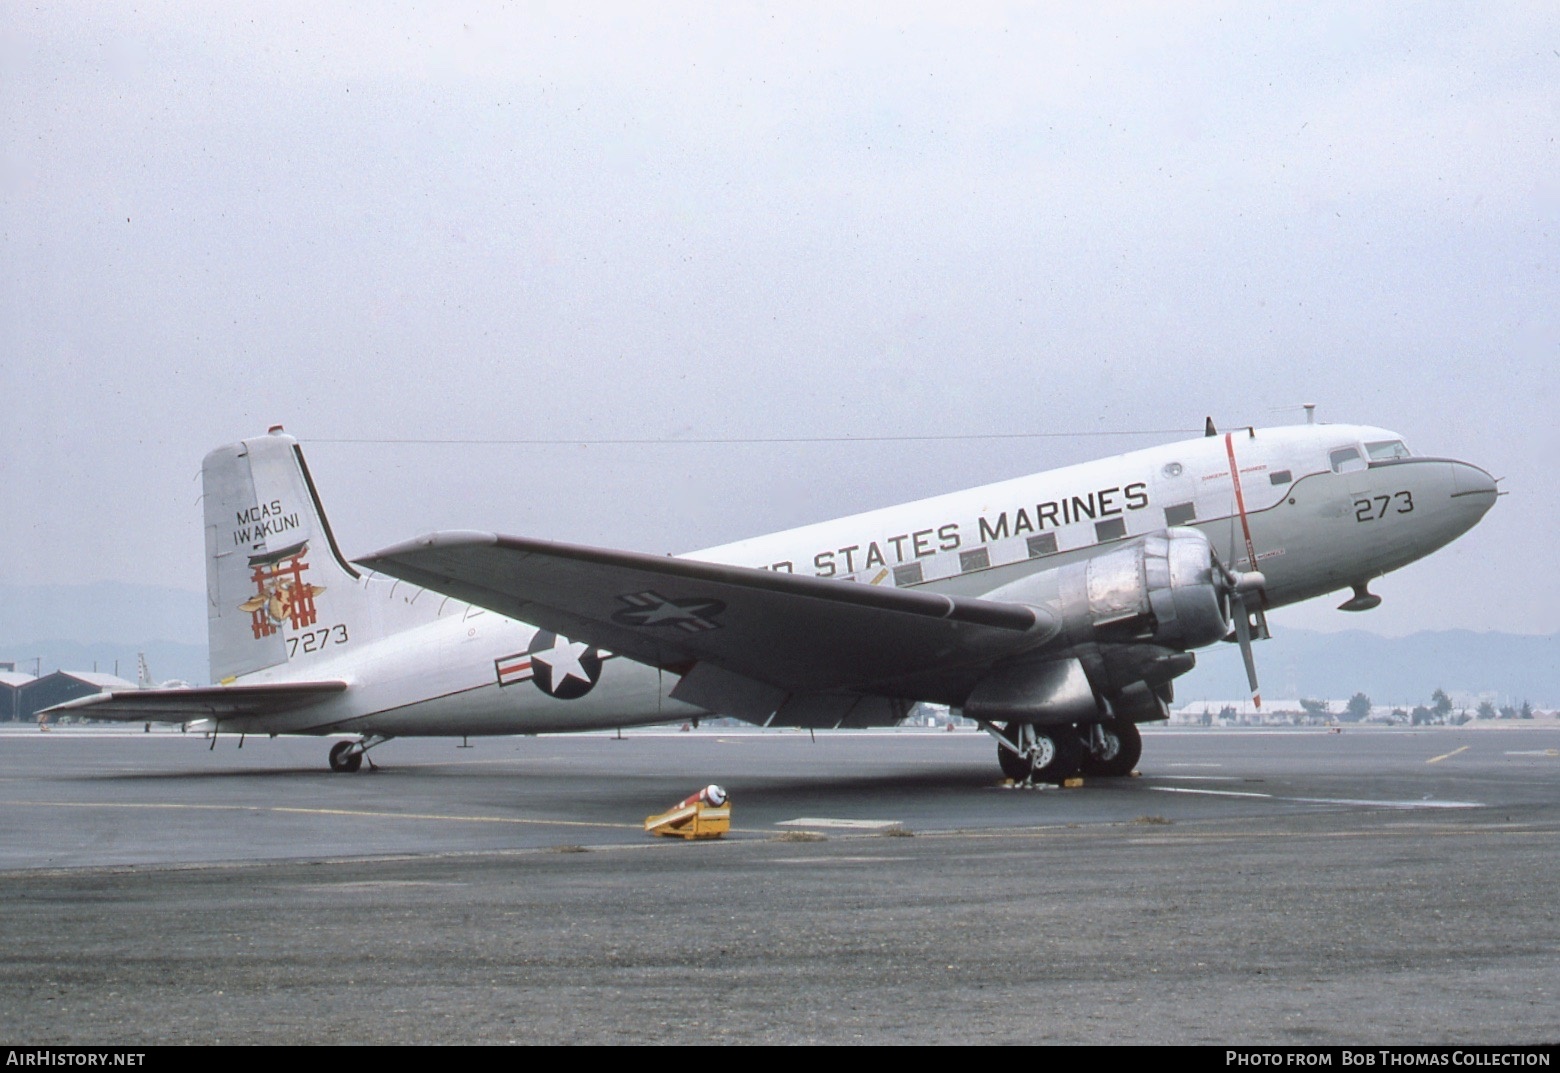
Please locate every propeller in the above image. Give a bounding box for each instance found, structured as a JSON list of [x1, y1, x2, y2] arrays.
[[1218, 426, 1272, 708], [1222, 468, 1272, 636], [1214, 553, 1268, 709]]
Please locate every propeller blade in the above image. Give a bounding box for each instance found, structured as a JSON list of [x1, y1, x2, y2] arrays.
[[1211, 546, 1265, 708], [1220, 427, 1273, 636], [1231, 599, 1262, 709]]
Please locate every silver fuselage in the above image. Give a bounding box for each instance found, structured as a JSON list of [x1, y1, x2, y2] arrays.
[[223, 423, 1498, 737]]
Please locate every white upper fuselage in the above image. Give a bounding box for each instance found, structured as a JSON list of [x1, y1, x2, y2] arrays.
[[696, 423, 1496, 610], [227, 423, 1498, 738]]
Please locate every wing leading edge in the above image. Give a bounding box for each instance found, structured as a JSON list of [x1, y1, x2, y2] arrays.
[[359, 531, 1054, 722], [41, 682, 349, 722]]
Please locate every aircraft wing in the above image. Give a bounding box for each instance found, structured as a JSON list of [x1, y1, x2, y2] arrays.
[[360, 531, 1051, 716], [41, 682, 349, 722]]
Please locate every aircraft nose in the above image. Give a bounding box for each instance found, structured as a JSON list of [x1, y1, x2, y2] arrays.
[[1449, 460, 1498, 523]]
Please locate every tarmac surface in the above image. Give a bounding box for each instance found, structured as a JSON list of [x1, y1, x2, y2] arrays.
[[0, 723, 1555, 1045]]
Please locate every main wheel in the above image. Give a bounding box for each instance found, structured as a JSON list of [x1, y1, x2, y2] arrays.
[[1028, 725, 1083, 783], [1081, 720, 1142, 777], [997, 723, 1084, 783], [329, 740, 363, 773]]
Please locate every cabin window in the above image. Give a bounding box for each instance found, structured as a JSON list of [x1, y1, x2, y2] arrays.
[[1164, 502, 1197, 527], [1026, 533, 1058, 558], [959, 548, 990, 573], [1365, 439, 1411, 461], [1329, 447, 1366, 474], [1269, 469, 1292, 486], [893, 562, 923, 587], [1094, 517, 1127, 542]]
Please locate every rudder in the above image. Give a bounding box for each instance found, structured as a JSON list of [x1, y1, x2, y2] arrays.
[[203, 427, 365, 682]]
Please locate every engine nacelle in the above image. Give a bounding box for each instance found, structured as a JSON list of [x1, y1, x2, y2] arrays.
[[961, 529, 1234, 725], [984, 527, 1231, 653], [963, 655, 1100, 726]]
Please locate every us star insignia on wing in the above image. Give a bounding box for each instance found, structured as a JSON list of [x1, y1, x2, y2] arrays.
[[611, 591, 726, 633]]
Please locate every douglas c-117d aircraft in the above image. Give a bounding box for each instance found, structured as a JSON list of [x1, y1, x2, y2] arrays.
[[53, 419, 1497, 782]]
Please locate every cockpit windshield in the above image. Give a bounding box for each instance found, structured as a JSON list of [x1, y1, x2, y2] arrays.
[[1365, 439, 1412, 461]]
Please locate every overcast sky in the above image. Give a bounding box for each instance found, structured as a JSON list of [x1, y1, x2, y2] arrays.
[[3, 3, 1555, 638]]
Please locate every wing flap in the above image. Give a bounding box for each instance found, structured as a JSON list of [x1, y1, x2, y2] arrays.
[[667, 662, 788, 723], [41, 681, 348, 722], [769, 692, 910, 729], [360, 531, 1050, 699]]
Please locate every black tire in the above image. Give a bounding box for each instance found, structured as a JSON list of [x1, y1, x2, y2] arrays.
[[1030, 726, 1084, 783], [329, 741, 363, 773], [1081, 720, 1142, 777], [996, 723, 1084, 783]]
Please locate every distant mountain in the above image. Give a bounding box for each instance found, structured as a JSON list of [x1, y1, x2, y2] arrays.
[[0, 582, 204, 647], [0, 582, 207, 685], [0, 640, 208, 687], [1178, 629, 1558, 709], [1, 582, 1553, 707]]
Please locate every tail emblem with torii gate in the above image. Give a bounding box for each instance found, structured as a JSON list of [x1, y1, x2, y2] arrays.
[[237, 541, 327, 638]]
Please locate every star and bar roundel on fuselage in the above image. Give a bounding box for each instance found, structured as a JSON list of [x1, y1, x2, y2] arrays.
[[494, 630, 609, 700]]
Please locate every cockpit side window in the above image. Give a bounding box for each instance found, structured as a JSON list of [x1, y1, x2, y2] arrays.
[[1329, 446, 1366, 474], [1365, 439, 1411, 461]]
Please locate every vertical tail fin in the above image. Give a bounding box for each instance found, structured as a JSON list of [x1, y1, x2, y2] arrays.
[[203, 427, 367, 682]]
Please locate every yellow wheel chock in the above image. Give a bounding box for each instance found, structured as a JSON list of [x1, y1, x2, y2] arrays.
[[645, 784, 730, 840]]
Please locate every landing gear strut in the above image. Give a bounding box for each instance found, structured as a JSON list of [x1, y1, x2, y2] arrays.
[[1080, 720, 1142, 777], [984, 720, 1144, 782], [990, 722, 1083, 784], [327, 734, 391, 773]]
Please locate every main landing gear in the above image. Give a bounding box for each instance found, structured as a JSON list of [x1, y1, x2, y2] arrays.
[[1080, 720, 1142, 778], [328, 734, 391, 773], [986, 721, 1142, 783], [993, 722, 1082, 783]]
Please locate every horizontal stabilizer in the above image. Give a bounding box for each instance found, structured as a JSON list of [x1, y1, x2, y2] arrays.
[[41, 681, 348, 722], [360, 531, 1044, 700]]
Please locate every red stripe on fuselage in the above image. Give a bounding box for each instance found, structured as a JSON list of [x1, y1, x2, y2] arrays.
[[1224, 432, 1260, 574]]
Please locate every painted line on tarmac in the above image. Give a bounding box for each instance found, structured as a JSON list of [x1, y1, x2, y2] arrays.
[[1426, 745, 1471, 764], [0, 798, 640, 830], [272, 806, 640, 829], [777, 817, 903, 829], [770, 856, 915, 865], [1148, 786, 1482, 809], [1504, 749, 1558, 757]]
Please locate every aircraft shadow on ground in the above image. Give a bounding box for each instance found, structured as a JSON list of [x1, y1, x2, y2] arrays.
[[77, 760, 1011, 796]]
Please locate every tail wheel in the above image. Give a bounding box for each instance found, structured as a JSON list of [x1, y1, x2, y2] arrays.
[[1081, 720, 1142, 777], [328, 740, 363, 773]]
